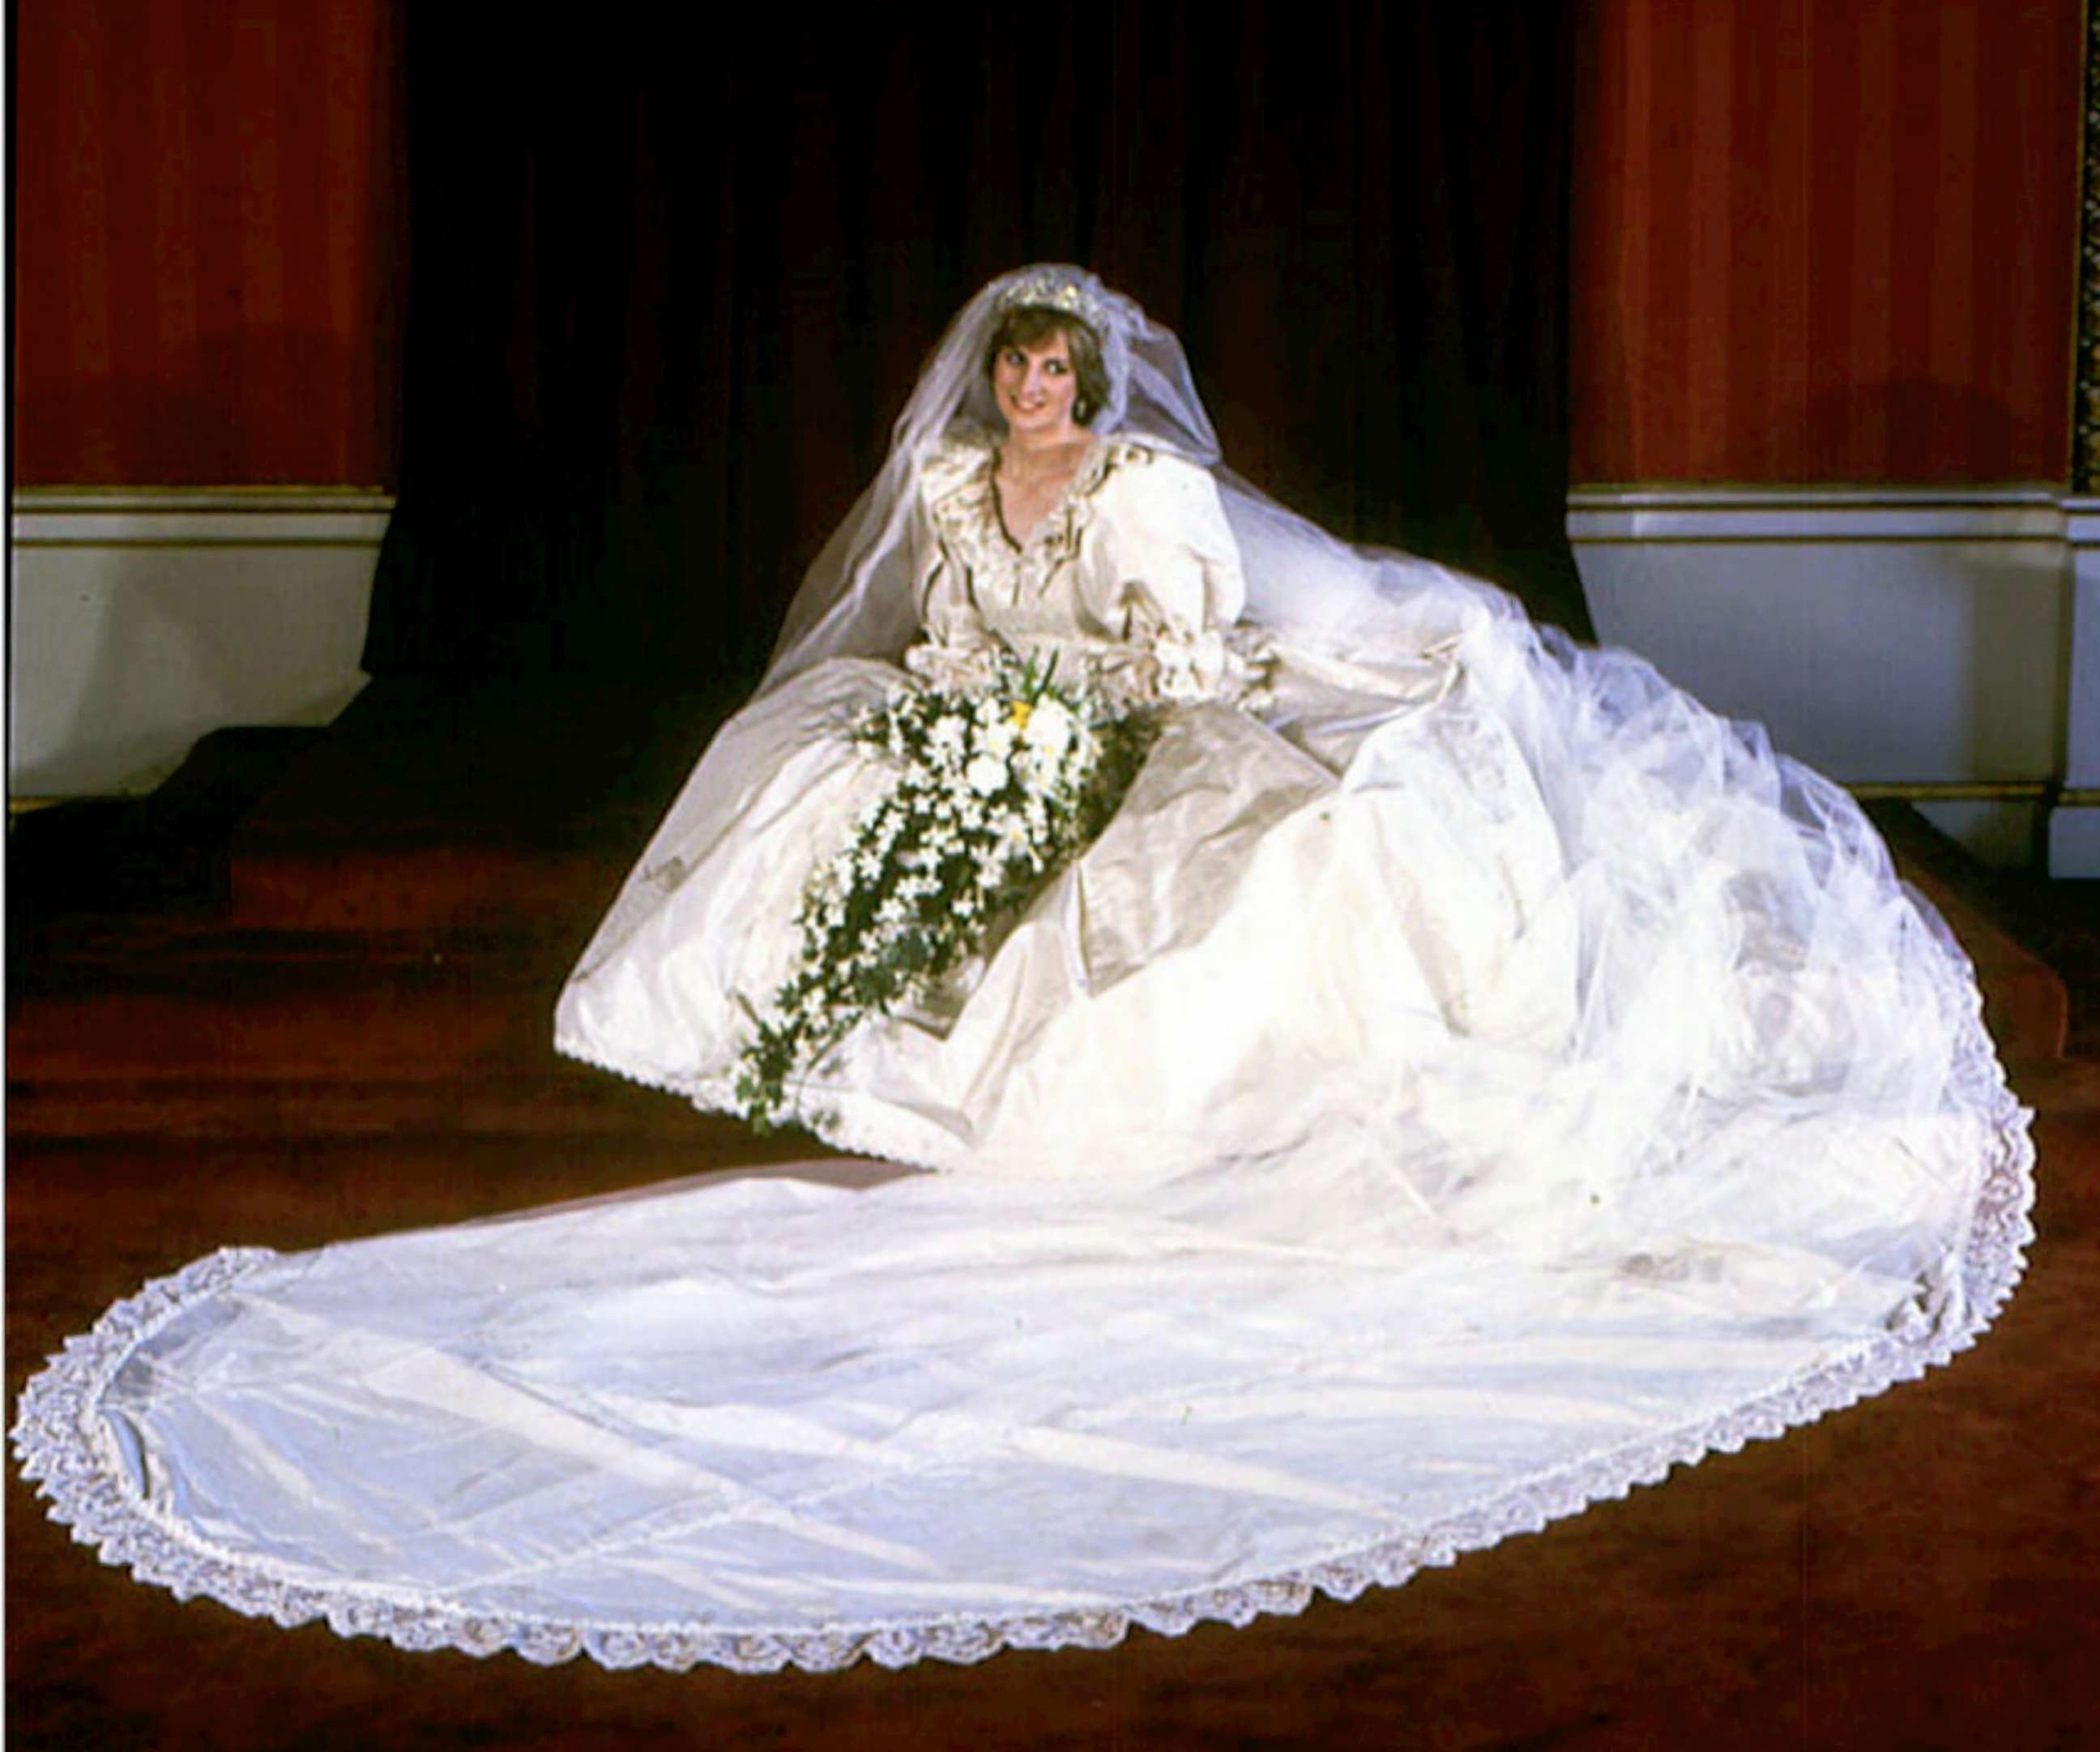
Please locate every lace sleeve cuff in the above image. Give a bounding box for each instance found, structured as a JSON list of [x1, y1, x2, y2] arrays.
[[1107, 589, 1274, 711], [903, 638, 1005, 692]]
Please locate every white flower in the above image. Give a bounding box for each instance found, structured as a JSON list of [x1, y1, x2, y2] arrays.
[[737, 661, 1159, 1127], [1021, 697, 1076, 759]]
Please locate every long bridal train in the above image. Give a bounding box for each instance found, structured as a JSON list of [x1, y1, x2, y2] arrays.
[[12, 265, 2038, 1673], [11, 1089, 2033, 1673], [10, 617, 2038, 1673]]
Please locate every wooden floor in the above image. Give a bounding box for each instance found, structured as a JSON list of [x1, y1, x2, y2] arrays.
[[8, 693, 2099, 1751]]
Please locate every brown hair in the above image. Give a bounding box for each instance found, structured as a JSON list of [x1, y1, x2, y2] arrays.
[[983, 305, 1109, 425]]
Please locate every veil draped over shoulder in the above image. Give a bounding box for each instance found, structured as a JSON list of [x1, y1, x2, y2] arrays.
[[768, 263, 1482, 686], [14, 266, 2036, 1677]]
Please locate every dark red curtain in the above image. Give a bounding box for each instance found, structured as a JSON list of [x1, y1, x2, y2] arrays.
[[364, 3, 1592, 683], [10, 0, 403, 488], [1570, 0, 2080, 485]]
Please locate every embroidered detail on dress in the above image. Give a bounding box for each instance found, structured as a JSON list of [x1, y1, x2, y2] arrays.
[[920, 436, 1272, 712], [928, 437, 1139, 605]]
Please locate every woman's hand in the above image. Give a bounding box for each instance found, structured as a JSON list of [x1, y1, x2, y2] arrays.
[[903, 638, 1005, 693], [1112, 585, 1274, 711]]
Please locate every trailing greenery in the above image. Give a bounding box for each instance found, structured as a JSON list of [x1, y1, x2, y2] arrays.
[[735, 652, 1156, 1129]]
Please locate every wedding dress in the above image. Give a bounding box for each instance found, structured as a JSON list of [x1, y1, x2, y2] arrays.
[[15, 267, 2035, 1674]]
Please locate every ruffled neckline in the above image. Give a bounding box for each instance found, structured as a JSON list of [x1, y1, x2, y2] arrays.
[[924, 429, 1138, 602], [983, 436, 1112, 552]]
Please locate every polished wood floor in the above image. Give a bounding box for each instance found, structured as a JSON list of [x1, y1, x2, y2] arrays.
[[8, 691, 2098, 1751]]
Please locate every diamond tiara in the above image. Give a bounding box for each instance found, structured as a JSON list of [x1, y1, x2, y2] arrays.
[[995, 270, 1108, 332]]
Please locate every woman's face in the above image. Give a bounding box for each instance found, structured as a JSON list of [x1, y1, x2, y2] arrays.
[[992, 330, 1081, 439]]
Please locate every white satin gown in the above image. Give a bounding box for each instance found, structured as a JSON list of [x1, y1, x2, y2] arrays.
[[15, 429, 2034, 1673], [557, 433, 1584, 1185]]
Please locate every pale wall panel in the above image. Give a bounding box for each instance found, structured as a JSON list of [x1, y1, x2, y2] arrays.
[[9, 492, 386, 795], [13, 488, 2089, 877], [1570, 486, 2077, 867]]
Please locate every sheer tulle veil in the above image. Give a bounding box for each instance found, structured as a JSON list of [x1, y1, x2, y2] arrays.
[[769, 266, 1212, 684], [764, 263, 1927, 1057], [9, 262, 2038, 1679], [766, 263, 1492, 690]]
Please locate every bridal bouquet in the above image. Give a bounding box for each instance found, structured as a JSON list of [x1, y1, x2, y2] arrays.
[[734, 651, 1155, 1128]]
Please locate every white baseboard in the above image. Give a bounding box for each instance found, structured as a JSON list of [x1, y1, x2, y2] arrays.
[[9, 489, 391, 796], [1569, 483, 2089, 873], [10, 483, 2095, 876]]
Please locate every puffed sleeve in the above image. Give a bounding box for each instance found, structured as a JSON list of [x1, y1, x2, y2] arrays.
[[1082, 450, 1267, 707]]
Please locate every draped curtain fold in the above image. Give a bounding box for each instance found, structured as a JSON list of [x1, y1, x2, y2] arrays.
[[363, 2, 1593, 683]]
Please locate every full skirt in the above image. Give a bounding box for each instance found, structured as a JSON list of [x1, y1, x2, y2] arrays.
[[15, 604, 2035, 1672]]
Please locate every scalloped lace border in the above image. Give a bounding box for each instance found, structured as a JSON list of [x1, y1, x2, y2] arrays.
[[19, 995, 2038, 1676]]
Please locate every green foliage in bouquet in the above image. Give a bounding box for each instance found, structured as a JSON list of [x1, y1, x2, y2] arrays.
[[735, 652, 1156, 1129]]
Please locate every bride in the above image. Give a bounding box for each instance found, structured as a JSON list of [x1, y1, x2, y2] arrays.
[[15, 266, 2035, 1675]]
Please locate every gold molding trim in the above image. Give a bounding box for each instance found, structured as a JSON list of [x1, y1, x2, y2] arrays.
[[1564, 533, 2058, 548], [1564, 483, 2072, 544], [11, 539, 388, 551], [1848, 781, 2052, 801], [1850, 781, 2100, 808], [11, 486, 396, 521], [12, 484, 390, 498], [11, 487, 396, 551], [1567, 484, 2064, 503]]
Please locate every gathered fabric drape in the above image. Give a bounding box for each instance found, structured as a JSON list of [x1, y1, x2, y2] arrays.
[[362, 2, 1593, 682]]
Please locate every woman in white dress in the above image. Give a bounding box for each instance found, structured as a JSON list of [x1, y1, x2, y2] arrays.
[[555, 264, 1995, 1222], [557, 270, 1579, 1182], [15, 266, 2034, 1674]]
